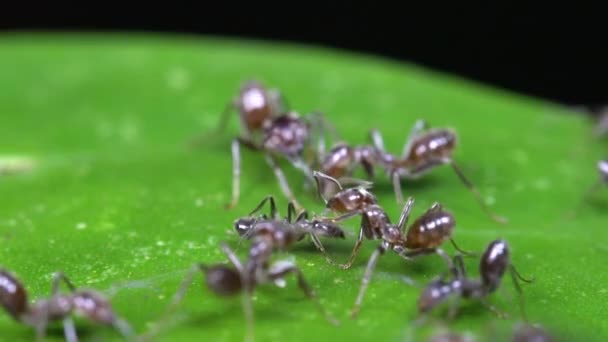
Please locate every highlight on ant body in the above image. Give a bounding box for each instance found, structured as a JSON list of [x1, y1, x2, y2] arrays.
[[0, 268, 134, 342]]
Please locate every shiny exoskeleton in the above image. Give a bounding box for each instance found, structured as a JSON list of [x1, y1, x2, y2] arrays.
[[233, 195, 346, 264], [158, 237, 339, 342], [0, 269, 133, 342], [317, 142, 380, 198], [228, 110, 334, 211], [323, 195, 471, 318], [215, 80, 287, 140], [417, 239, 533, 320], [370, 120, 507, 224], [313, 171, 378, 216]]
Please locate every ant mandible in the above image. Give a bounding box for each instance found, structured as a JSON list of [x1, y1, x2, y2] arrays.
[[0, 268, 134, 342], [416, 239, 533, 321], [233, 195, 346, 265]]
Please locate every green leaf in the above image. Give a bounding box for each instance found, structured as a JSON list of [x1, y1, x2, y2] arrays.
[[0, 33, 605, 342]]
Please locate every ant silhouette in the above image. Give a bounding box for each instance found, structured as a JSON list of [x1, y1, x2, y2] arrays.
[[416, 239, 533, 321], [0, 268, 134, 342]]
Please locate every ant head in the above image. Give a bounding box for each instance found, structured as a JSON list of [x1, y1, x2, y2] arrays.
[[480, 239, 510, 292], [311, 221, 346, 239], [0, 269, 28, 321], [234, 217, 256, 237], [417, 279, 453, 314], [204, 265, 242, 297]]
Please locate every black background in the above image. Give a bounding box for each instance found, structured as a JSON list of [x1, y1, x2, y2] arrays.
[[1, 3, 606, 112]]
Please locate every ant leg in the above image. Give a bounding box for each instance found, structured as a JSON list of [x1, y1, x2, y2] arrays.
[[313, 171, 343, 203], [566, 178, 603, 219], [509, 265, 534, 322], [160, 263, 209, 323], [111, 318, 135, 341], [35, 322, 49, 342], [62, 316, 78, 342], [308, 233, 338, 265], [268, 260, 340, 326], [264, 154, 303, 211], [401, 119, 429, 158], [399, 248, 455, 274], [188, 100, 235, 148], [452, 254, 467, 279], [51, 272, 77, 295], [220, 242, 244, 272], [350, 243, 388, 318], [391, 171, 406, 205], [268, 89, 289, 114], [369, 128, 386, 152], [248, 195, 277, 218], [291, 158, 316, 185], [340, 226, 366, 270], [480, 298, 508, 319], [226, 138, 242, 210], [446, 296, 462, 322], [397, 196, 415, 232], [446, 159, 508, 224], [449, 239, 477, 257], [288, 202, 301, 223]]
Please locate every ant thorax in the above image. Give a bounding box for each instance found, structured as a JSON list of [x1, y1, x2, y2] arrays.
[[262, 113, 311, 158], [360, 205, 391, 239]]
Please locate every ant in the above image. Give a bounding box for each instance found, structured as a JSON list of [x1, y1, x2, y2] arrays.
[[312, 173, 473, 318], [416, 239, 533, 321], [370, 120, 507, 224], [0, 268, 134, 342], [317, 120, 506, 223], [233, 195, 346, 265], [154, 241, 339, 341]]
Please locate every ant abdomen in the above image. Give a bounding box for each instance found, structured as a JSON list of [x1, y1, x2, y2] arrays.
[[0, 270, 27, 321], [404, 209, 455, 249], [321, 143, 355, 178], [407, 129, 457, 166], [205, 265, 243, 297], [238, 81, 276, 130], [480, 239, 509, 291]]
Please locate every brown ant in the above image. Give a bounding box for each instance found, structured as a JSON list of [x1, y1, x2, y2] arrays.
[[312, 174, 473, 318], [0, 268, 134, 341], [416, 239, 533, 321], [370, 120, 507, 224], [317, 120, 506, 223], [233, 195, 346, 264], [154, 240, 339, 341]]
